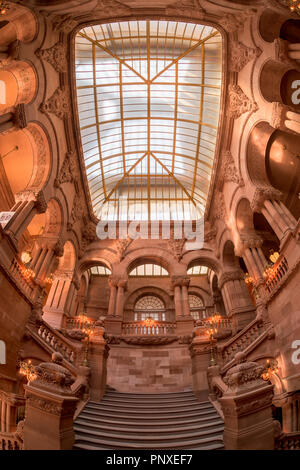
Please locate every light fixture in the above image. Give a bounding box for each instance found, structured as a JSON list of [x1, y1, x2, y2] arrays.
[[0, 1, 9, 16], [280, 0, 300, 15], [261, 359, 279, 381], [21, 250, 32, 265], [144, 317, 155, 328], [19, 360, 36, 382], [244, 272, 254, 286], [269, 249, 280, 264]]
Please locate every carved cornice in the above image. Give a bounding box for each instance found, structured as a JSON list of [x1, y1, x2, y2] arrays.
[[36, 42, 67, 73], [40, 88, 70, 120], [218, 270, 244, 290], [92, 0, 131, 17], [228, 84, 258, 120], [15, 190, 47, 213], [171, 275, 190, 288], [165, 0, 205, 18], [251, 187, 282, 213], [121, 335, 178, 346], [54, 151, 79, 188], [218, 151, 244, 190], [228, 40, 261, 73]]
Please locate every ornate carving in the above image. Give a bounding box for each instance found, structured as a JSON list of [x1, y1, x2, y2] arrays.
[[274, 38, 300, 70], [122, 335, 178, 346], [270, 102, 289, 131], [115, 237, 132, 261], [178, 334, 193, 344], [26, 124, 48, 190], [54, 240, 64, 257], [13, 104, 27, 129], [211, 191, 226, 223], [36, 42, 67, 73], [52, 15, 77, 33], [223, 353, 265, 390], [32, 352, 75, 393], [54, 151, 78, 187], [15, 190, 47, 213], [219, 10, 256, 33], [218, 270, 244, 290], [218, 151, 244, 190], [105, 335, 121, 344], [166, 0, 205, 18], [93, 0, 131, 17], [40, 88, 70, 120], [171, 275, 190, 288], [228, 84, 258, 119], [68, 192, 84, 229], [168, 238, 186, 261], [251, 187, 282, 213], [229, 40, 261, 73], [27, 396, 61, 415]]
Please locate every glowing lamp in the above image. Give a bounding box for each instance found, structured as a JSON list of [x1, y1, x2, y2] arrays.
[[21, 250, 32, 265]]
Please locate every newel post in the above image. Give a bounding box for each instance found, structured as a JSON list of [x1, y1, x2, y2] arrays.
[[88, 320, 110, 402], [23, 353, 78, 450], [219, 352, 274, 450]]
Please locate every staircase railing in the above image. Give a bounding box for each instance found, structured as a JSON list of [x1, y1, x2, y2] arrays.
[[122, 321, 176, 336], [217, 317, 268, 368], [0, 431, 23, 450], [275, 432, 300, 450]]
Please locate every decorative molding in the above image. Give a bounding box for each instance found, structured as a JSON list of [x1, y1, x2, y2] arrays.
[[27, 396, 61, 415], [228, 40, 262, 73], [168, 238, 186, 261], [251, 187, 282, 213], [36, 42, 67, 73], [51, 14, 78, 33], [228, 84, 258, 120], [13, 104, 27, 130], [40, 88, 70, 120], [165, 0, 205, 18], [115, 237, 132, 261], [171, 275, 190, 287], [68, 192, 84, 229], [219, 10, 256, 34], [218, 270, 244, 290], [15, 190, 47, 213], [54, 151, 78, 187], [93, 0, 131, 17], [121, 335, 178, 345], [218, 151, 244, 190], [211, 191, 226, 223]]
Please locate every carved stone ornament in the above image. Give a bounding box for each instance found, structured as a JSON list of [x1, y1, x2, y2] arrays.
[[229, 40, 262, 73], [93, 0, 131, 17], [274, 38, 300, 70], [218, 151, 244, 190], [31, 352, 75, 395], [122, 336, 178, 346], [15, 190, 47, 213], [60, 328, 86, 341], [51, 14, 78, 34], [218, 270, 244, 290], [228, 84, 258, 119], [54, 151, 78, 187], [13, 104, 27, 129], [36, 42, 67, 73], [68, 192, 84, 229], [166, 0, 205, 18], [168, 238, 186, 261], [219, 9, 256, 34], [270, 102, 290, 131], [250, 186, 282, 213], [212, 191, 226, 222], [115, 237, 132, 261], [171, 275, 190, 288], [223, 352, 265, 391], [40, 88, 70, 120]]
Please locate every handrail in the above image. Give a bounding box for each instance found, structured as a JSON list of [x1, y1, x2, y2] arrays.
[[122, 321, 176, 336], [0, 431, 23, 450], [275, 432, 300, 450]]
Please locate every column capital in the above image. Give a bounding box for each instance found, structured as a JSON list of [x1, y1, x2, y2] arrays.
[[250, 187, 282, 213], [218, 270, 244, 290], [108, 275, 127, 289], [15, 190, 47, 213], [240, 232, 263, 251], [171, 275, 190, 288]]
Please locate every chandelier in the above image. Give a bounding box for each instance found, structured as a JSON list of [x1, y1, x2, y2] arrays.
[[280, 0, 300, 15], [0, 1, 9, 16], [144, 317, 155, 328], [261, 359, 279, 381], [19, 360, 36, 382]]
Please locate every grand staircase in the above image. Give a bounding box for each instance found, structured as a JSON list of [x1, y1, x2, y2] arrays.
[[74, 389, 224, 450]]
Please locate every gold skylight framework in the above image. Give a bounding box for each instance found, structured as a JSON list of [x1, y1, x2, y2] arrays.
[[75, 20, 222, 220]]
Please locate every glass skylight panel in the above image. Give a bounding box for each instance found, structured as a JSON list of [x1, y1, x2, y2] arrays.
[[75, 21, 222, 220]]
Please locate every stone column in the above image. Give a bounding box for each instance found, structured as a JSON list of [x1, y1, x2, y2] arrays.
[[107, 276, 118, 316], [220, 352, 274, 450], [189, 322, 215, 401], [172, 276, 194, 335], [218, 271, 255, 332], [115, 279, 127, 318], [181, 278, 191, 317], [173, 285, 183, 317], [285, 110, 300, 134], [43, 272, 78, 329], [4, 191, 47, 247], [23, 353, 78, 450], [88, 324, 109, 402], [31, 239, 63, 286]]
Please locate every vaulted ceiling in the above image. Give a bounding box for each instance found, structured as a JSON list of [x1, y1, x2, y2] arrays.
[[75, 20, 222, 220]]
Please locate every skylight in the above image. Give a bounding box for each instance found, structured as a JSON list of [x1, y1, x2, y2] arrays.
[[75, 20, 222, 220]]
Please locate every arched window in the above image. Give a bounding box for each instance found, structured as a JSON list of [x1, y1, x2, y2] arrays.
[[189, 294, 205, 320], [89, 266, 111, 276], [130, 264, 168, 276], [134, 295, 166, 321]]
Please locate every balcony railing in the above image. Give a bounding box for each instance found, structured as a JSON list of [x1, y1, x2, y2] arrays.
[[122, 321, 176, 336]]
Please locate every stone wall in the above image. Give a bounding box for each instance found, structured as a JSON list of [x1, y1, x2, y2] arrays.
[[107, 342, 192, 393]]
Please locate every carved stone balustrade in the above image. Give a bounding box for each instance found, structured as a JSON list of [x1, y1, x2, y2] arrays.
[[23, 353, 78, 450], [220, 352, 274, 450], [122, 321, 176, 337]]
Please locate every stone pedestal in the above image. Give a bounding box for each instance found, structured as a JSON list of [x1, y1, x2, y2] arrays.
[[189, 323, 215, 401], [23, 353, 78, 450], [89, 327, 109, 402], [176, 316, 194, 335], [104, 316, 122, 335], [220, 352, 274, 450]]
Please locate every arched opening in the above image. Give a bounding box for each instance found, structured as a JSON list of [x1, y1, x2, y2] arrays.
[[134, 294, 166, 322]]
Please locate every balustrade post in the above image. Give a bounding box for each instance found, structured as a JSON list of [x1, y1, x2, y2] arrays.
[[23, 353, 78, 450], [43, 271, 77, 329], [89, 323, 109, 402], [220, 352, 274, 450]]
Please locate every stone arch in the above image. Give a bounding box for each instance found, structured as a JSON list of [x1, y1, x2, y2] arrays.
[[122, 247, 181, 276], [0, 339, 6, 364], [0, 4, 37, 46], [259, 60, 297, 105], [258, 9, 291, 43], [0, 61, 37, 115], [78, 256, 113, 276], [183, 249, 222, 275], [0, 122, 52, 198], [222, 240, 240, 270], [124, 286, 173, 322], [235, 198, 255, 238]]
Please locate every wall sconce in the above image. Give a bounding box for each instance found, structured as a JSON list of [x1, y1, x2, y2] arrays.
[[0, 2, 10, 16], [19, 360, 36, 382], [261, 359, 279, 381], [269, 250, 280, 264], [244, 272, 254, 286], [21, 250, 32, 265], [281, 0, 300, 15], [144, 317, 155, 328]]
